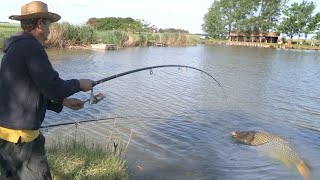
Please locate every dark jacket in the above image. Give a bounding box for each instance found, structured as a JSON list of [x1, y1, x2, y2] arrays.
[[0, 32, 81, 130]]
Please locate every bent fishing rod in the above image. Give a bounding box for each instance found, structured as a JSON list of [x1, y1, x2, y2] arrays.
[[95, 65, 221, 87], [86, 65, 221, 104], [43, 65, 222, 128]]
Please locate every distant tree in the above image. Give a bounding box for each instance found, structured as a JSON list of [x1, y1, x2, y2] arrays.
[[202, 1, 226, 38], [203, 0, 257, 38], [86, 17, 142, 32], [278, 0, 318, 40], [277, 2, 302, 39], [296, 0, 317, 40], [314, 31, 320, 40], [303, 12, 320, 40], [158, 28, 189, 34], [253, 0, 286, 33], [137, 19, 154, 32]]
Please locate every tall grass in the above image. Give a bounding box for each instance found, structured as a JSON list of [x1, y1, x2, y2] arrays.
[[1, 22, 199, 49], [47, 137, 128, 180], [47, 22, 96, 48], [49, 23, 199, 48]]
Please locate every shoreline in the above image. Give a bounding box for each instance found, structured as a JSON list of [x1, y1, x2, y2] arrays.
[[2, 42, 320, 51], [212, 41, 320, 51]]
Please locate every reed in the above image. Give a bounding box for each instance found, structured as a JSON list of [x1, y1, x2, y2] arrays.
[[46, 22, 96, 48], [147, 33, 199, 45], [1, 22, 199, 49]]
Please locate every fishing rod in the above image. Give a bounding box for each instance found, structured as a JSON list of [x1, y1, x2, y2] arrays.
[[87, 65, 221, 104], [40, 116, 188, 129], [94, 65, 221, 86]]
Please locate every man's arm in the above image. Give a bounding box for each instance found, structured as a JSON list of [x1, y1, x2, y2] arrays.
[[26, 43, 81, 99]]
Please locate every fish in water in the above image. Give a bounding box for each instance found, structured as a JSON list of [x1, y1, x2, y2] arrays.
[[231, 130, 311, 180]]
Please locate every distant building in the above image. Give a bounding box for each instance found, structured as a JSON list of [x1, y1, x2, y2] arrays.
[[229, 31, 279, 43], [200, 35, 206, 40]]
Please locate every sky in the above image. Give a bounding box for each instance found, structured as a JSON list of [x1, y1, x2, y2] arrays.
[[0, 0, 319, 34]]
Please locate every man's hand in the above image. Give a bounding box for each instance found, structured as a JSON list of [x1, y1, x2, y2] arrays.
[[79, 79, 96, 92], [62, 98, 84, 110]]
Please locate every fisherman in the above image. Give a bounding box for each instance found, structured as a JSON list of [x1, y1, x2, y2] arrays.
[[0, 1, 96, 179]]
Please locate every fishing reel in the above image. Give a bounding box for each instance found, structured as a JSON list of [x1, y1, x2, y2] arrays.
[[87, 89, 105, 105]]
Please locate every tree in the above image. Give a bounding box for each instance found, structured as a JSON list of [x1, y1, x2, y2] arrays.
[[202, 1, 226, 38], [297, 0, 316, 40], [278, 0, 318, 40], [277, 2, 302, 39], [86, 17, 142, 32], [158, 28, 189, 34], [137, 19, 152, 32], [303, 12, 320, 40], [203, 0, 255, 38], [252, 0, 287, 33], [314, 31, 320, 40]]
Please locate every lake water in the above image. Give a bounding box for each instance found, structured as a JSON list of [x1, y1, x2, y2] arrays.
[[1, 45, 319, 179]]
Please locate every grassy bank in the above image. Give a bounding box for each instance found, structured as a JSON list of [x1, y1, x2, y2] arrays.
[[46, 138, 128, 180], [47, 22, 199, 48], [1, 22, 198, 48]]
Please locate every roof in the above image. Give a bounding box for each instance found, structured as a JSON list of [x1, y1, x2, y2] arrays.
[[229, 31, 279, 37]]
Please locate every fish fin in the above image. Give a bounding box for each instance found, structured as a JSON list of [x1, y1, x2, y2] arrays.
[[296, 162, 311, 180]]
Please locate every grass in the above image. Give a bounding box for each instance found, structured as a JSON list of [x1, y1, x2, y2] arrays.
[[46, 137, 128, 180], [0, 23, 20, 48], [1, 22, 199, 48], [47, 23, 200, 47], [47, 22, 96, 48]]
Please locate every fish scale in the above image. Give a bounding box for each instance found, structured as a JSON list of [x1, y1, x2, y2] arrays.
[[232, 130, 311, 180], [251, 131, 285, 145]]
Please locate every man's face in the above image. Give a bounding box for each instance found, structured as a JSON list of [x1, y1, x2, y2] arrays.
[[38, 19, 51, 41]]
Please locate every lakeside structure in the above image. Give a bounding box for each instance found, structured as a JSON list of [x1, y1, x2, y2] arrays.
[[225, 31, 320, 50], [229, 31, 279, 43], [226, 31, 279, 48]]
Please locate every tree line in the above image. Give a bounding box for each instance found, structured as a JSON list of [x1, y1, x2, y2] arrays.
[[86, 17, 189, 34], [203, 0, 320, 40]]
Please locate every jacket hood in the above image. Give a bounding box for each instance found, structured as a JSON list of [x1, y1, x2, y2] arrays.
[[3, 32, 35, 53]]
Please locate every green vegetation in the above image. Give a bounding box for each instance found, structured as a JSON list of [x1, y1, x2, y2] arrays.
[[315, 31, 320, 40], [87, 17, 142, 32], [47, 138, 128, 180], [203, 0, 320, 40], [278, 1, 320, 40], [0, 21, 198, 49], [87, 17, 189, 34], [47, 22, 96, 48], [0, 23, 20, 48], [47, 22, 198, 48]]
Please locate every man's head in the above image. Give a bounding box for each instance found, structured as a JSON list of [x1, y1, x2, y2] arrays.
[[9, 1, 60, 42]]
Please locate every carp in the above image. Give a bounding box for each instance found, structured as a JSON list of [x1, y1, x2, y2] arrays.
[[231, 130, 311, 180]]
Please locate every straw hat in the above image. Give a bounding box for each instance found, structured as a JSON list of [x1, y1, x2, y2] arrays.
[[9, 1, 61, 22]]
